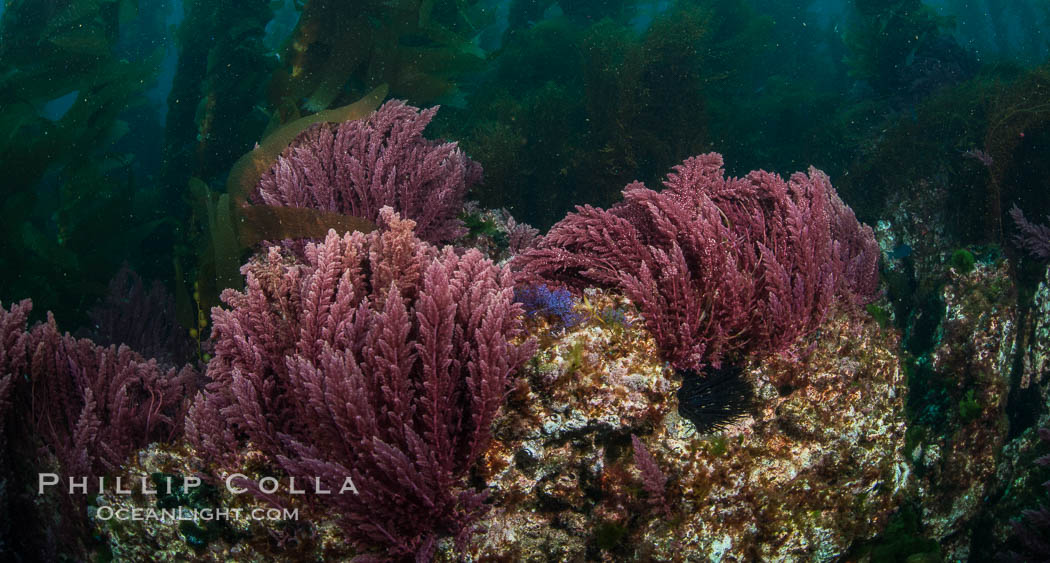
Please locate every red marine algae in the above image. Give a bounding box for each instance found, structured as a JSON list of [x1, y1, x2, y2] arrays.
[[186, 209, 535, 560], [515, 152, 879, 371]]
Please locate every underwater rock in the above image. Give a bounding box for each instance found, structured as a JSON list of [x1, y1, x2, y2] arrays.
[[909, 258, 1016, 560], [869, 183, 1028, 559], [90, 444, 353, 562], [458, 202, 540, 264], [875, 180, 955, 281], [980, 420, 1050, 559], [975, 263, 1050, 557], [456, 290, 909, 561], [86, 265, 1025, 562], [1022, 264, 1050, 388]]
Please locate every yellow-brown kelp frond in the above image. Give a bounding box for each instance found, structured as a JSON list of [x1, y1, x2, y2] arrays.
[[225, 84, 389, 206], [267, 0, 485, 111], [179, 88, 387, 320]]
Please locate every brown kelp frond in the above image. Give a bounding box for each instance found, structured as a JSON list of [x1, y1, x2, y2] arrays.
[[267, 0, 484, 110], [182, 87, 388, 316], [235, 205, 377, 248], [226, 84, 389, 206]]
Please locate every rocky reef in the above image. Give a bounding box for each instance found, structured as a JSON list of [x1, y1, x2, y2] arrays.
[[89, 287, 910, 562], [92, 444, 353, 562], [81, 257, 1050, 562], [910, 259, 1015, 559], [974, 263, 1050, 560], [457, 289, 908, 561]]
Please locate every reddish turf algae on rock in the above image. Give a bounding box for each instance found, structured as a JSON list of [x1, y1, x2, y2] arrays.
[[454, 290, 910, 562]]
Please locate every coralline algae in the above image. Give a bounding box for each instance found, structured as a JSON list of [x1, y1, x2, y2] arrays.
[[458, 289, 909, 561]]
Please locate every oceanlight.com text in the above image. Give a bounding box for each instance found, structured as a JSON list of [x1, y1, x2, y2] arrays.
[[93, 506, 299, 522]]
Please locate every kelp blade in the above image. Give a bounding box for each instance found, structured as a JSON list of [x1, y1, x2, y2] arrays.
[[225, 84, 389, 205], [236, 205, 377, 247]]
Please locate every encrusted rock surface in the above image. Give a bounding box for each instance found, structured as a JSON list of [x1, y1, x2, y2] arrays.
[[1021, 265, 1050, 395], [975, 263, 1050, 558], [94, 271, 1027, 562], [459, 290, 909, 562], [91, 444, 351, 562], [909, 259, 1015, 560], [871, 184, 1027, 560], [874, 180, 954, 282]]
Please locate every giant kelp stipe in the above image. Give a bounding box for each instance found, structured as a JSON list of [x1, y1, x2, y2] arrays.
[[2, 0, 1050, 560]]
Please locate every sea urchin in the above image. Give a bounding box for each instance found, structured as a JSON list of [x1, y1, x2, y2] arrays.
[[676, 364, 753, 433]]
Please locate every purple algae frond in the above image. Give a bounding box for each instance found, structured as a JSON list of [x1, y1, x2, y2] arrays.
[[1009, 204, 1050, 261], [0, 299, 32, 453], [81, 265, 196, 365], [26, 312, 197, 481], [0, 299, 197, 557], [253, 100, 482, 244], [961, 147, 994, 167], [2, 298, 195, 482], [186, 207, 536, 560], [1005, 427, 1050, 561], [631, 434, 669, 515], [515, 152, 880, 370]]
